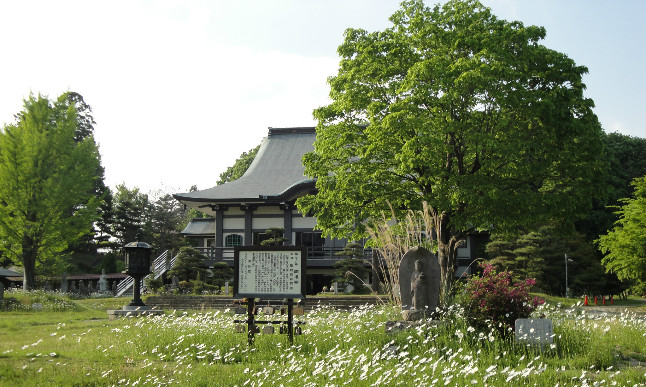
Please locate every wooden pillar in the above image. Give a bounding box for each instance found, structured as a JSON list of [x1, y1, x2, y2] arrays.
[[244, 206, 253, 246], [282, 203, 293, 245], [215, 207, 223, 257]]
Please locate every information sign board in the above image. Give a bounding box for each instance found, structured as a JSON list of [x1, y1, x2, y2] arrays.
[[234, 246, 307, 299]]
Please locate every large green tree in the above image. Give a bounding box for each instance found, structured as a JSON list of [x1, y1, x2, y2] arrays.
[[111, 184, 149, 246], [297, 0, 605, 295], [145, 191, 186, 252], [57, 92, 111, 258], [216, 145, 260, 185], [0, 94, 102, 289], [598, 175, 646, 293], [576, 132, 646, 241]]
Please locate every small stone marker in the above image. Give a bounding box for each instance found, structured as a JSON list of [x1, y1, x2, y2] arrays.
[[60, 274, 68, 293], [98, 270, 108, 292], [515, 318, 553, 346], [399, 246, 441, 321]]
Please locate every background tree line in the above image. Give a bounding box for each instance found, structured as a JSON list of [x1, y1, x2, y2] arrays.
[[0, 92, 199, 288]]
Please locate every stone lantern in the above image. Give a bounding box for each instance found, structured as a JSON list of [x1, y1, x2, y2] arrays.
[[123, 236, 153, 308], [107, 234, 164, 320]]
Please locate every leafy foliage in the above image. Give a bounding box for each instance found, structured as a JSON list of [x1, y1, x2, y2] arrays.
[[333, 242, 370, 293], [459, 263, 543, 335], [260, 227, 287, 246], [333, 258, 370, 293], [297, 0, 606, 296], [144, 191, 187, 252], [487, 223, 618, 296], [111, 184, 149, 246], [145, 277, 165, 293], [0, 94, 102, 289], [210, 262, 233, 288], [216, 145, 260, 185], [598, 175, 646, 293], [576, 132, 646, 241], [167, 247, 208, 282]]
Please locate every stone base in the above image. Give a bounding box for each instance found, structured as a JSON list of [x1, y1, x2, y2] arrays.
[[402, 309, 427, 321], [107, 306, 165, 320]]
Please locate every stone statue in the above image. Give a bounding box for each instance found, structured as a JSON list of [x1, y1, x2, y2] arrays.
[[98, 270, 108, 292], [399, 246, 441, 321], [111, 281, 117, 295], [411, 260, 427, 311]]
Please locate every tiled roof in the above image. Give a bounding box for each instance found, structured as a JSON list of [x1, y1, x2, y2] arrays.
[[174, 127, 316, 204], [180, 217, 215, 235], [0, 268, 21, 277]]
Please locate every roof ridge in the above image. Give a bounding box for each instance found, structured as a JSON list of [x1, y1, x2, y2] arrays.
[[268, 127, 315, 136]]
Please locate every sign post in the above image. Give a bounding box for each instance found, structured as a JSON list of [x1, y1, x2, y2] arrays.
[[233, 246, 307, 345]]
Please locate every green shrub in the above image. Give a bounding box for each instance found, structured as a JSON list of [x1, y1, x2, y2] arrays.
[[145, 277, 165, 293], [459, 263, 543, 335]]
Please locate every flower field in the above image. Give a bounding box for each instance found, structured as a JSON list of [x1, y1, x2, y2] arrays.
[[0, 291, 645, 386]]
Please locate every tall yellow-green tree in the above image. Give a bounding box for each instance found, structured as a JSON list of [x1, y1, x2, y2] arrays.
[[0, 94, 102, 289], [598, 175, 646, 294], [297, 0, 606, 296]]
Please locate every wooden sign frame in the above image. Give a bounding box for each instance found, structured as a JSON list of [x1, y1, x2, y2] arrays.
[[233, 246, 307, 299]]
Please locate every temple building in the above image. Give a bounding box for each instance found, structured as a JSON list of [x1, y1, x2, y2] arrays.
[[174, 127, 483, 294]]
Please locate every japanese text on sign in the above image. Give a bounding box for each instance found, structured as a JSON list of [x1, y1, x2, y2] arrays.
[[238, 250, 302, 296]]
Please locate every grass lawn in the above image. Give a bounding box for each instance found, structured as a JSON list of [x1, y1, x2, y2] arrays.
[[0, 290, 645, 386]]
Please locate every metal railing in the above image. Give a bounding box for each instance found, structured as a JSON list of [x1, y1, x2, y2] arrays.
[[115, 250, 176, 297], [193, 246, 372, 263]]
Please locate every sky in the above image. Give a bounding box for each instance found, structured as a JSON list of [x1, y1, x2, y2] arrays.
[[1, 0, 644, 195]]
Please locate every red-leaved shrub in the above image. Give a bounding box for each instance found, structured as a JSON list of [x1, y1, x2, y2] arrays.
[[461, 263, 543, 335]]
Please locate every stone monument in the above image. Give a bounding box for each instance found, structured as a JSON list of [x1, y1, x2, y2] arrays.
[[399, 246, 441, 321], [515, 318, 554, 347], [171, 276, 180, 290], [98, 270, 109, 293], [60, 273, 68, 293]]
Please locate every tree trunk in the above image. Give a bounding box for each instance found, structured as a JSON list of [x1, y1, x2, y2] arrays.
[[437, 236, 458, 300], [22, 233, 37, 291], [435, 211, 460, 300]]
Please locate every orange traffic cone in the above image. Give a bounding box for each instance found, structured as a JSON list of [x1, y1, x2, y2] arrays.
[[584, 295, 588, 306]]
